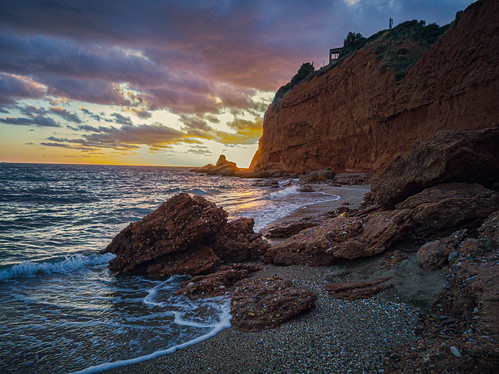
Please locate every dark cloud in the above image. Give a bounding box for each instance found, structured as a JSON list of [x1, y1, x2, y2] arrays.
[[80, 106, 101, 121], [179, 114, 212, 131], [0, 72, 45, 106], [1, 115, 59, 127], [111, 112, 133, 126], [50, 106, 81, 123]]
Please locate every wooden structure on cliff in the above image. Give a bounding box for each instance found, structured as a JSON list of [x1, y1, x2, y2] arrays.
[[329, 47, 342, 64]]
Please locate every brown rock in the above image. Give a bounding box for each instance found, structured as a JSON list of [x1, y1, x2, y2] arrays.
[[385, 210, 499, 373], [398, 183, 499, 240], [102, 193, 267, 277], [190, 155, 240, 176], [299, 168, 336, 183], [176, 264, 262, 298], [264, 209, 412, 265], [250, 0, 498, 175], [372, 127, 499, 208], [325, 277, 393, 300], [208, 218, 269, 262], [231, 276, 317, 331], [417, 230, 467, 271], [262, 216, 323, 238], [381, 250, 407, 269]]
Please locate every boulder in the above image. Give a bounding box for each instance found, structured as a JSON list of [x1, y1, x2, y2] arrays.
[[299, 168, 336, 183], [417, 230, 468, 271], [262, 216, 323, 238], [325, 277, 393, 300], [190, 155, 240, 176], [176, 264, 262, 298], [372, 127, 499, 209], [264, 209, 412, 265], [102, 193, 268, 277], [231, 276, 317, 331], [398, 183, 499, 240]]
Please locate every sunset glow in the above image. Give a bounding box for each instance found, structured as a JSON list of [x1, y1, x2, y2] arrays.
[[0, 0, 473, 167]]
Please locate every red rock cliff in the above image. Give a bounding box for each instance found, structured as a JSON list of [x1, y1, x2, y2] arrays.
[[250, 0, 498, 174]]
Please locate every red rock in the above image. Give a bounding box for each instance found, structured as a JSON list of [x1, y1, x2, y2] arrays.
[[299, 168, 336, 183], [264, 209, 412, 265], [250, 0, 498, 175], [190, 155, 240, 176], [231, 276, 317, 331], [262, 216, 323, 238], [325, 277, 393, 300], [372, 127, 499, 208], [381, 250, 407, 269], [176, 264, 262, 298]]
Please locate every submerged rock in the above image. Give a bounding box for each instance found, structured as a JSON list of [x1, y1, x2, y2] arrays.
[[231, 276, 317, 331], [102, 193, 269, 277]]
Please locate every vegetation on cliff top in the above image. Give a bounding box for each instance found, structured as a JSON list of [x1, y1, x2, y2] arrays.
[[272, 18, 453, 108]]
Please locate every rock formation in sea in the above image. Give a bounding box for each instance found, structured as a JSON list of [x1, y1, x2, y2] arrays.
[[101, 193, 269, 277], [250, 0, 498, 174]]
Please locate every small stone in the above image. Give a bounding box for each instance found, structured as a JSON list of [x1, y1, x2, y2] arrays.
[[448, 251, 458, 261], [450, 345, 462, 358]]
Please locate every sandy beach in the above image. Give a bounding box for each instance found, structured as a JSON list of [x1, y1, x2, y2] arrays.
[[103, 184, 447, 374]]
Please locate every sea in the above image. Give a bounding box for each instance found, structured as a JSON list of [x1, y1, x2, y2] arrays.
[[0, 163, 339, 373]]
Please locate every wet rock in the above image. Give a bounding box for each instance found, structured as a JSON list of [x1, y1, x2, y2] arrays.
[[102, 193, 267, 277], [231, 276, 317, 331], [264, 209, 412, 265], [325, 277, 393, 300], [332, 173, 372, 186], [372, 127, 499, 209], [298, 185, 314, 192], [381, 250, 407, 269], [176, 264, 262, 298]]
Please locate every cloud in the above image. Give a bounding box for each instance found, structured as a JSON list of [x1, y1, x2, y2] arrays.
[[50, 106, 81, 123], [111, 112, 133, 126], [0, 72, 45, 106], [188, 145, 212, 155], [1, 115, 60, 127], [214, 117, 263, 145], [80, 106, 101, 121], [123, 106, 152, 119]]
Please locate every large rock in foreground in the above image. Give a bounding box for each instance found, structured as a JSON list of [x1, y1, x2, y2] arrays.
[[231, 276, 317, 331], [372, 127, 499, 209], [102, 193, 269, 277]]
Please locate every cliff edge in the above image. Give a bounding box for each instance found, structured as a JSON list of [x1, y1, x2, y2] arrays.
[[250, 0, 498, 174]]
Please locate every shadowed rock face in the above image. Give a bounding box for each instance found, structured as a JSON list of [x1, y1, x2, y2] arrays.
[[250, 0, 498, 174], [372, 127, 499, 209], [231, 276, 317, 331], [102, 193, 269, 277]]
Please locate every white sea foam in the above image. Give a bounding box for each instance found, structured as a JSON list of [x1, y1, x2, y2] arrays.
[[72, 298, 232, 374], [0, 253, 115, 282], [268, 184, 300, 199]]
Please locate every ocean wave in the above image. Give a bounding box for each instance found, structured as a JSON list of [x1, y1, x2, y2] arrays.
[[0, 253, 115, 282], [268, 184, 300, 199]]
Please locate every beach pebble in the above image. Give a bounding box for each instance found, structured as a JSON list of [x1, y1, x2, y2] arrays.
[[450, 345, 462, 358]]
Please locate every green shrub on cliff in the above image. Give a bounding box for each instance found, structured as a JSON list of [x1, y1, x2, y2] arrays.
[[339, 32, 367, 58], [272, 62, 315, 107]]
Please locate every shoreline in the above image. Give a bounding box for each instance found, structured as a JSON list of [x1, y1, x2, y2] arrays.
[[102, 183, 447, 374]]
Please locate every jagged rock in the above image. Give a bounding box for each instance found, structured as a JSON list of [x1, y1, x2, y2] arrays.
[[207, 218, 269, 263], [102, 193, 267, 277], [262, 216, 323, 238], [176, 264, 262, 298], [332, 173, 372, 186], [398, 183, 499, 240], [325, 277, 393, 300], [264, 209, 412, 265], [231, 276, 317, 331], [381, 250, 408, 269], [372, 127, 499, 209], [299, 168, 336, 183], [417, 230, 468, 271]]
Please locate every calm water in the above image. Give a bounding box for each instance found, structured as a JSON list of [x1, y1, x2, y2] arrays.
[[0, 163, 338, 373]]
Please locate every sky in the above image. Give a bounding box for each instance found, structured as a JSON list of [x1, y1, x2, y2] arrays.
[[0, 0, 474, 167]]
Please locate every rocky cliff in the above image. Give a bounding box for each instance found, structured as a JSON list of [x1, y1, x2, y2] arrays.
[[250, 0, 498, 174]]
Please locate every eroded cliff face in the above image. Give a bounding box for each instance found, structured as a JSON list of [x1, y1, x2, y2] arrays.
[[250, 0, 499, 174]]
